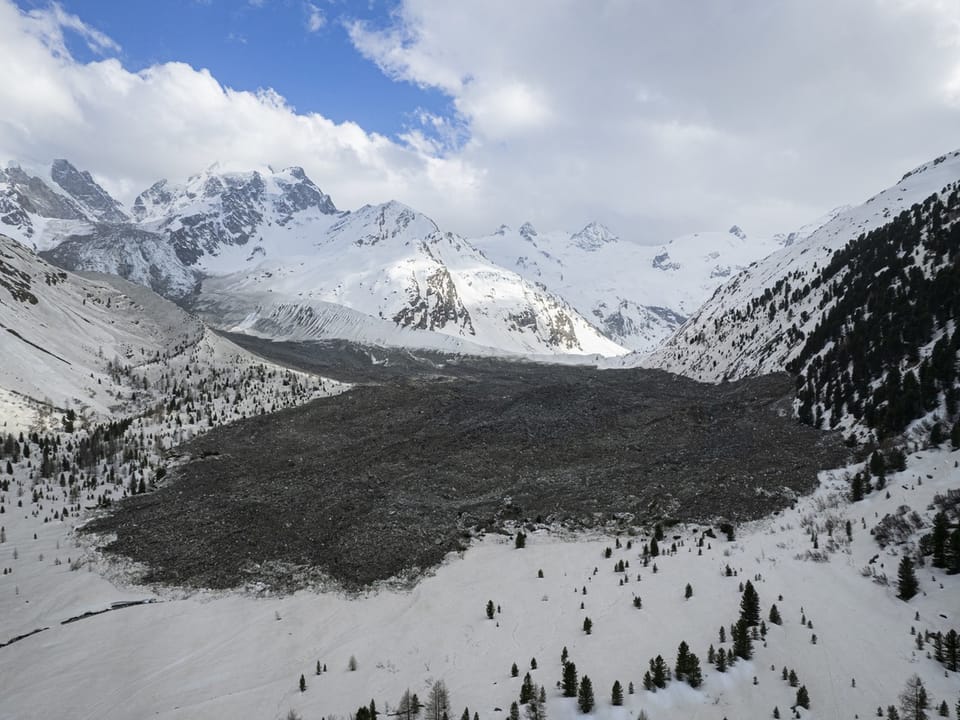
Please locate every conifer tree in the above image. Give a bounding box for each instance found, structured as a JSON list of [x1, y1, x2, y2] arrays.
[[768, 603, 782, 624], [715, 648, 727, 672], [931, 512, 949, 568], [685, 583, 693, 599], [577, 676, 595, 713], [652, 655, 667, 688], [299, 674, 306, 692], [562, 661, 578, 697], [582, 617, 593, 635], [733, 619, 753, 660], [898, 675, 928, 720], [611, 680, 623, 706], [685, 653, 703, 688], [510, 702, 520, 720], [898, 556, 919, 601], [487, 600, 495, 619], [944, 628, 959, 672], [512, 663, 519, 678], [795, 685, 810, 710], [525, 686, 546, 720], [520, 673, 534, 704], [740, 580, 760, 626], [643, 670, 654, 690], [675, 641, 691, 680], [398, 690, 417, 720], [425, 680, 450, 720]]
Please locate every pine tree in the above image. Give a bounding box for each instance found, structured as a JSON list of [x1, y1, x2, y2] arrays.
[[611, 680, 623, 706], [898, 556, 920, 601], [931, 512, 949, 568], [733, 619, 753, 660], [299, 674, 306, 692], [715, 647, 727, 672], [795, 685, 810, 710], [675, 641, 691, 680], [649, 538, 659, 557], [643, 670, 654, 690], [511, 663, 519, 678], [577, 676, 595, 713], [652, 655, 667, 688], [851, 473, 865, 501], [740, 580, 760, 626], [525, 686, 546, 720], [562, 661, 578, 697], [510, 702, 520, 720], [316, 660, 322, 675], [685, 583, 693, 599], [515, 532, 527, 549], [686, 653, 703, 688], [486, 600, 495, 619], [561, 646, 568, 664], [944, 628, 959, 672], [938, 701, 948, 717], [520, 673, 534, 704], [788, 669, 798, 687], [582, 617, 593, 634], [773, 707, 780, 719], [769, 604, 782, 625], [531, 657, 538, 670]]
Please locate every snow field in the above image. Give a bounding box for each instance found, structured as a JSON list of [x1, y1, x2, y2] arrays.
[[0, 440, 957, 720]]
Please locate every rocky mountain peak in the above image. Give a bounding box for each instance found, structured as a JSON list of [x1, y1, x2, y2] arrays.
[[570, 221, 618, 251], [728, 225, 747, 240], [50, 159, 128, 223]]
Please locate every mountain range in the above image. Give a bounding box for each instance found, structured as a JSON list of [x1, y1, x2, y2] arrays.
[[1, 159, 787, 356]]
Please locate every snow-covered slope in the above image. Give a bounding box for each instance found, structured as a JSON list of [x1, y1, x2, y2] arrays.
[[471, 221, 784, 353], [642, 150, 960, 381], [196, 201, 626, 356], [0, 233, 204, 425], [5, 161, 624, 357], [2, 427, 957, 720]]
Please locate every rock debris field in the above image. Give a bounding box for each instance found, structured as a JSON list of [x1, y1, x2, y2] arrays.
[[84, 339, 849, 590]]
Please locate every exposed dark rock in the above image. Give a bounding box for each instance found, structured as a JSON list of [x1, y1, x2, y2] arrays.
[[85, 345, 848, 591]]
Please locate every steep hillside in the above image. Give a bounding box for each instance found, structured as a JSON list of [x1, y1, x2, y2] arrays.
[[0, 233, 203, 425], [472, 221, 785, 353], [643, 150, 960, 440]]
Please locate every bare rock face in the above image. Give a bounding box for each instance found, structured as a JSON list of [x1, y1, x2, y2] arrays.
[[50, 159, 129, 223]]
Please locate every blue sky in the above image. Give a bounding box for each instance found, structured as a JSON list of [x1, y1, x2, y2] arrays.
[[17, 0, 451, 139]]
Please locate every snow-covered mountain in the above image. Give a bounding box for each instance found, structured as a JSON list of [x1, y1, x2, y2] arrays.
[[2, 160, 625, 357], [471, 221, 787, 353], [193, 200, 625, 356], [639, 149, 960, 444], [643, 150, 960, 381]]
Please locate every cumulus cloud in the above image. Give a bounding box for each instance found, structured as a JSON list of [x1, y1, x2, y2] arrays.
[[348, 0, 960, 239], [1, 0, 959, 242], [0, 0, 481, 223]]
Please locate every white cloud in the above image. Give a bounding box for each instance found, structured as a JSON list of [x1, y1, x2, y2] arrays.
[[1, 0, 959, 243], [23, 1, 120, 58], [0, 0, 483, 225], [348, 0, 960, 239], [305, 3, 326, 33]]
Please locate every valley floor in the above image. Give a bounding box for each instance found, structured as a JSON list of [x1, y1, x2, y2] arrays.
[[1, 440, 958, 720]]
